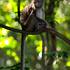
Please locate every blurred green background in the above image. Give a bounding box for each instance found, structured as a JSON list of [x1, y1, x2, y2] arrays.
[[0, 0, 70, 70]]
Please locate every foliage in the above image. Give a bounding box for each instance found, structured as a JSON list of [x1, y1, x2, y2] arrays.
[[0, 0, 70, 70]]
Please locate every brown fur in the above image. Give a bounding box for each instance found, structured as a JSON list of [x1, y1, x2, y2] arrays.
[[20, 0, 36, 25]]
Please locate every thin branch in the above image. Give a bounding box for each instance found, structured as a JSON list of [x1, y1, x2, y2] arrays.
[[40, 34, 45, 70], [0, 24, 24, 33], [0, 24, 70, 45], [17, 0, 20, 23], [47, 28, 70, 45], [0, 24, 39, 34], [21, 33, 26, 70], [0, 62, 20, 69]]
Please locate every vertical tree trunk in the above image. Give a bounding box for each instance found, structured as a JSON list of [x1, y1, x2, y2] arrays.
[[45, 0, 57, 70], [21, 33, 26, 70], [17, 0, 26, 70], [35, 0, 46, 70]]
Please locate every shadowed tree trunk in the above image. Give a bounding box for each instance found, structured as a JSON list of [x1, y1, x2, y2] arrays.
[[35, 0, 45, 70], [45, 0, 57, 70]]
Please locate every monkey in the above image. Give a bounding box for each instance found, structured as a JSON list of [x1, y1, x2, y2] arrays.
[[20, 1, 46, 69], [20, 0, 70, 45], [20, 0, 43, 31]]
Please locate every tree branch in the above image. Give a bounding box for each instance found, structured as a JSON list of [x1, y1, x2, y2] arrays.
[[0, 23, 70, 45], [0, 24, 23, 33]]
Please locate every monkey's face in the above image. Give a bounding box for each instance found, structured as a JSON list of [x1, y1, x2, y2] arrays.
[[32, 0, 43, 8]]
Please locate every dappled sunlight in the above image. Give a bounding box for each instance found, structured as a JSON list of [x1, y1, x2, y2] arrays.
[[20, 1, 27, 11], [6, 60, 12, 66], [6, 50, 11, 56], [12, 52, 16, 57], [5, 39, 9, 45], [0, 0, 70, 70], [12, 52, 20, 62], [37, 52, 42, 60], [14, 56, 20, 62], [55, 9, 65, 23], [66, 61, 70, 67], [3, 3, 12, 12], [0, 37, 17, 48], [6, 50, 20, 62], [0, 28, 8, 36], [36, 41, 42, 53]]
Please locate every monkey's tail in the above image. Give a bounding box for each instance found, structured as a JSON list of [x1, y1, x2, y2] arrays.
[[46, 27, 70, 45]]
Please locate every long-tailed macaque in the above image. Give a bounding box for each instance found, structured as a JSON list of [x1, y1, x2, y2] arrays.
[[20, 0, 44, 31], [20, 0, 70, 45]]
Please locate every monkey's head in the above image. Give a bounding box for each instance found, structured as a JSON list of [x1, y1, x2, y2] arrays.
[[32, 0, 43, 8]]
